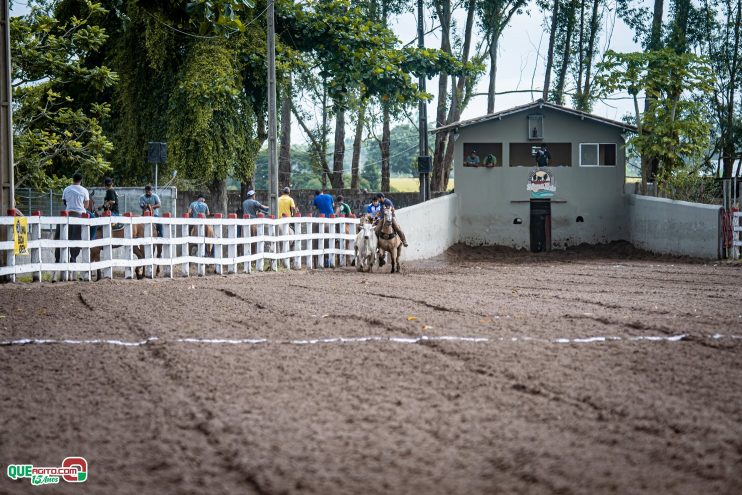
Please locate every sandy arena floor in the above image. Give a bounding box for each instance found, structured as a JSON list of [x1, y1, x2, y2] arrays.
[[0, 244, 741, 495]]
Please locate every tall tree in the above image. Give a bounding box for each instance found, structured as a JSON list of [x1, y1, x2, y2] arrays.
[[431, 0, 452, 191], [542, 0, 560, 101], [279, 83, 292, 189], [478, 0, 528, 113]]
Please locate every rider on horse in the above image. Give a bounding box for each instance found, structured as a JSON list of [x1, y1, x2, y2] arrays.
[[372, 193, 408, 247]]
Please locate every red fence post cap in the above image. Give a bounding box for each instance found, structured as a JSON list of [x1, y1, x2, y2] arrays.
[[32, 211, 42, 216], [281, 213, 288, 218], [81, 212, 89, 218], [338, 214, 345, 218], [197, 213, 205, 218], [269, 215, 275, 219], [7, 209, 16, 216], [319, 214, 325, 218], [102, 211, 112, 217], [60, 211, 69, 217], [123, 212, 133, 217], [163, 212, 171, 218], [228, 213, 237, 219], [182, 213, 190, 218], [243, 214, 250, 219], [143, 210, 151, 216], [293, 213, 301, 217], [257, 213, 265, 218], [349, 213, 356, 218], [214, 213, 223, 219]]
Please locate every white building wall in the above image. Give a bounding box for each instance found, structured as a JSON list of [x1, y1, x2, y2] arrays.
[[396, 193, 460, 261]]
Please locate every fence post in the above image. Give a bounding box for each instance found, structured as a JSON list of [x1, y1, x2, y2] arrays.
[[181, 213, 190, 277], [60, 211, 70, 282], [305, 215, 313, 270], [338, 215, 345, 267], [161, 213, 173, 278], [31, 212, 41, 282], [293, 213, 302, 270], [243, 214, 252, 274], [197, 213, 206, 277], [734, 212, 740, 261], [256, 213, 265, 272], [101, 211, 113, 280], [80, 212, 91, 281], [348, 214, 356, 267], [5, 210, 16, 282], [268, 215, 277, 272], [123, 213, 134, 279], [328, 214, 336, 268], [143, 211, 154, 278], [213, 214, 223, 275], [281, 215, 290, 270], [227, 213, 237, 274]]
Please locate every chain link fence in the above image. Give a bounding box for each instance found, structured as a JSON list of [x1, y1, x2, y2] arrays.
[[15, 187, 178, 217]]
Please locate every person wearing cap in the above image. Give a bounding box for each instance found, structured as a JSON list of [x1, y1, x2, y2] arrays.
[[374, 192, 407, 247], [466, 149, 480, 166], [102, 177, 119, 215], [242, 190, 269, 218], [140, 184, 163, 236], [278, 186, 297, 217], [365, 196, 381, 218], [187, 193, 210, 218], [312, 189, 334, 217]]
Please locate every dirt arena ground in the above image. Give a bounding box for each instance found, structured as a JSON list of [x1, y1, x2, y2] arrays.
[[1, 243, 741, 495]]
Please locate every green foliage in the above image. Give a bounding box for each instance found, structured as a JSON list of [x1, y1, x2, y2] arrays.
[[656, 166, 720, 204], [595, 49, 715, 178], [362, 123, 418, 176], [167, 41, 258, 187], [11, 0, 118, 189]]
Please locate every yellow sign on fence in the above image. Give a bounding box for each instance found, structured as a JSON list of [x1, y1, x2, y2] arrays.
[[14, 217, 29, 256]]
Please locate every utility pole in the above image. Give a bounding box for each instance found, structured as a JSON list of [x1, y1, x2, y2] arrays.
[[266, 0, 278, 216], [416, 0, 431, 202], [1, 0, 14, 216]]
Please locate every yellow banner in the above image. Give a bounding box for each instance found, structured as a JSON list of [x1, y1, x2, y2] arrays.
[[13, 217, 29, 256]]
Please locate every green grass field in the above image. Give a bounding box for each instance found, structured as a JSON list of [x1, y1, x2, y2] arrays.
[[390, 177, 454, 193]]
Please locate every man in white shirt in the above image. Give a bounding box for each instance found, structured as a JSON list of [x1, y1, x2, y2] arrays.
[[60, 172, 90, 262], [62, 172, 90, 214]]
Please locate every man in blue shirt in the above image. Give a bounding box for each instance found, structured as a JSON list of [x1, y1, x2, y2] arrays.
[[374, 192, 407, 247], [187, 193, 210, 218], [312, 189, 335, 217], [366, 196, 381, 218], [139, 185, 163, 236], [242, 190, 269, 218]]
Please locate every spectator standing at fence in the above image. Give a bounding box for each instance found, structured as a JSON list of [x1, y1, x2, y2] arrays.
[[335, 195, 351, 217], [278, 187, 297, 217], [312, 189, 334, 217], [243, 190, 269, 218], [103, 177, 120, 215], [140, 185, 163, 236], [61, 172, 90, 262], [187, 193, 210, 218]]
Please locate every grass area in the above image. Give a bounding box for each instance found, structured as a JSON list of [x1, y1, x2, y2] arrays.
[[390, 177, 454, 193]]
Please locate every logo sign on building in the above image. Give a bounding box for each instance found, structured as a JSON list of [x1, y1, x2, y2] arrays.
[[13, 216, 29, 256], [526, 168, 556, 199]]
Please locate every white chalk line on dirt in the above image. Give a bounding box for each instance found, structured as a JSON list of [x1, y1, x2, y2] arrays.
[[1, 334, 741, 348]]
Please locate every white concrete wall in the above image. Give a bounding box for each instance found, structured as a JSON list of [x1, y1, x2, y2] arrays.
[[627, 194, 721, 259], [396, 193, 460, 261]]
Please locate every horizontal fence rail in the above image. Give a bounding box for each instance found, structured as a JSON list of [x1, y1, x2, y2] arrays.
[[1, 212, 360, 282]]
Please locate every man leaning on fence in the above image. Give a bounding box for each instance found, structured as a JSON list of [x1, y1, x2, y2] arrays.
[[139, 185, 163, 236], [60, 172, 90, 262]]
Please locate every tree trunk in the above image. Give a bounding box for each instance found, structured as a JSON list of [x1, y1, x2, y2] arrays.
[[723, 0, 742, 178], [381, 104, 391, 192], [331, 108, 345, 189], [578, 0, 600, 111], [432, 0, 452, 192], [542, 0, 560, 101], [278, 87, 292, 188], [209, 178, 228, 216], [351, 104, 364, 189], [487, 29, 500, 113], [575, 0, 585, 101], [640, 0, 664, 185], [554, 0, 576, 105]]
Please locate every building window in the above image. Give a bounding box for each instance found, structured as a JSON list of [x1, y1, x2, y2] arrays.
[[528, 115, 544, 140], [579, 143, 617, 167], [509, 143, 572, 167], [463, 143, 503, 167]]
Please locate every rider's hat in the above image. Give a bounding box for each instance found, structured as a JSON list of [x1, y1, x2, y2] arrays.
[[247, 189, 255, 197], [376, 192, 385, 199]]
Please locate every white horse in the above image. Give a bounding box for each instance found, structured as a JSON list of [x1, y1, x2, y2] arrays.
[[354, 221, 378, 272]]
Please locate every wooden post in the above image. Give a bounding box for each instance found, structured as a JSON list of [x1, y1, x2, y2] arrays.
[[197, 213, 205, 277], [243, 214, 252, 274], [227, 213, 237, 274], [213, 214, 223, 275], [102, 211, 113, 280], [162, 213, 173, 278], [31, 212, 41, 282], [123, 213, 134, 280], [181, 213, 190, 277], [269, 215, 277, 272], [293, 213, 302, 270], [281, 215, 290, 270], [60, 212, 69, 281], [305, 215, 313, 270], [80, 212, 91, 281], [5, 210, 16, 282], [256, 213, 264, 272], [338, 215, 345, 267], [143, 211, 153, 279], [348, 214, 356, 268]]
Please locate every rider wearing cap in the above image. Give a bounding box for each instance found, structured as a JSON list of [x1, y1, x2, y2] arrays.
[[374, 192, 408, 247], [242, 190, 269, 218]]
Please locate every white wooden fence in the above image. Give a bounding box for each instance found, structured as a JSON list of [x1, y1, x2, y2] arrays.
[[1, 212, 359, 282]]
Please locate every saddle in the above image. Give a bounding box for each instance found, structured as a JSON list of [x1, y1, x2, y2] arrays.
[[378, 231, 397, 240]]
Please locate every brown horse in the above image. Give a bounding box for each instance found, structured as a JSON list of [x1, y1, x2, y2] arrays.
[[90, 221, 163, 280], [376, 207, 403, 273]]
